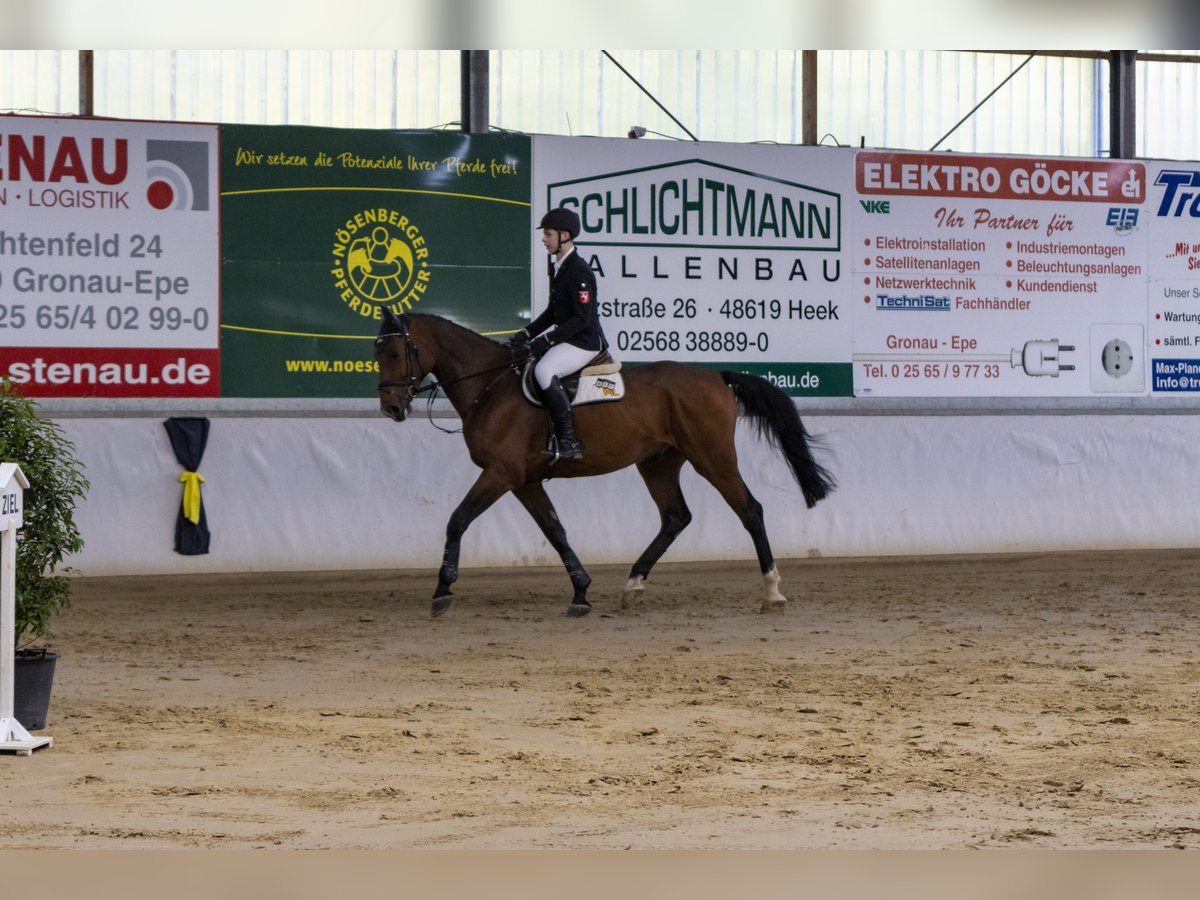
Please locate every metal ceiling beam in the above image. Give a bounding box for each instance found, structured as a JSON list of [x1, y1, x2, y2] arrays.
[[929, 53, 1035, 151]]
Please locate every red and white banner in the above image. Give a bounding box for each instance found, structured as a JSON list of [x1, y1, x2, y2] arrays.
[[0, 115, 220, 397]]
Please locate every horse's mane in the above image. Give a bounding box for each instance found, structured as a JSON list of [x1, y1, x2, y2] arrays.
[[409, 313, 499, 344], [407, 313, 511, 365]]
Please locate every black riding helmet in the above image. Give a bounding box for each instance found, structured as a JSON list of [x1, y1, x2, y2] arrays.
[[538, 207, 581, 241]]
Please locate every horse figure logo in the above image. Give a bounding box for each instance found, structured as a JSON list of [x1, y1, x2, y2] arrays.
[[331, 210, 431, 317], [347, 225, 415, 302]]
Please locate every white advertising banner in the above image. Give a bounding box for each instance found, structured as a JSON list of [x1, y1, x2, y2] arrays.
[[1147, 162, 1200, 394], [532, 136, 855, 397], [0, 115, 220, 397], [533, 138, 1200, 402], [852, 151, 1152, 397]]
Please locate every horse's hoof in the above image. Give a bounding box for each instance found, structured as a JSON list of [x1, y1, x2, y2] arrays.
[[620, 576, 646, 610], [431, 594, 454, 617], [564, 603, 592, 618], [759, 600, 786, 615]]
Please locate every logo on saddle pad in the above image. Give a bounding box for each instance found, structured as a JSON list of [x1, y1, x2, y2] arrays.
[[521, 358, 626, 407], [330, 207, 433, 320]]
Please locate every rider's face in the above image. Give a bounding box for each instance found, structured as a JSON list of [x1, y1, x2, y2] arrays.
[[541, 228, 567, 255]]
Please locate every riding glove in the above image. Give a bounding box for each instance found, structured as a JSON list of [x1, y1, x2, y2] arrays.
[[529, 334, 554, 358], [507, 328, 530, 346]]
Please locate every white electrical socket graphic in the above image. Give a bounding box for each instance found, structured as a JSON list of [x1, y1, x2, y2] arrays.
[[1101, 338, 1134, 376], [1090, 323, 1145, 392]]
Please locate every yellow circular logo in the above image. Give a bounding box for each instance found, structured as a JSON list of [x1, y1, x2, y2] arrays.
[[330, 208, 431, 318]]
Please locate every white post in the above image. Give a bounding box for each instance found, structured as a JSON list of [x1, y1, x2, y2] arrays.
[[1, 464, 51, 755], [1, 522, 15, 716]]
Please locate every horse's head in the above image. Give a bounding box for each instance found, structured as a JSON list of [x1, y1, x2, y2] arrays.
[[375, 309, 427, 422]]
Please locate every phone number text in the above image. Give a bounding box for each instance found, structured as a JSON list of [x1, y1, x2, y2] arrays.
[[859, 362, 1002, 379], [0, 303, 210, 331], [616, 330, 770, 353]]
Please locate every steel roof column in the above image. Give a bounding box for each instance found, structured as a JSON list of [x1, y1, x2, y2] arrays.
[[802, 50, 818, 145], [1109, 50, 1137, 158], [461, 50, 489, 134]]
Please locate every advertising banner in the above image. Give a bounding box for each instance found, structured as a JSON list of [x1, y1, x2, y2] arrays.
[[3, 112, 1198, 407], [1147, 162, 1200, 393], [532, 136, 854, 397], [852, 151, 1152, 397], [220, 125, 530, 397], [0, 115, 220, 397]]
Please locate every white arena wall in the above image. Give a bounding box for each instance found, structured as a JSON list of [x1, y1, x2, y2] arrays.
[[55, 410, 1200, 578]]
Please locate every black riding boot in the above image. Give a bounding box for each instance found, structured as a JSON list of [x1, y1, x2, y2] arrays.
[[542, 376, 583, 460]]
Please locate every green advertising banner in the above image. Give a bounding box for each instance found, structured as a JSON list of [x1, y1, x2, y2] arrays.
[[220, 125, 531, 397]]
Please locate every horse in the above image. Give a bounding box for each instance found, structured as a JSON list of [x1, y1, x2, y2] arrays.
[[375, 309, 835, 618]]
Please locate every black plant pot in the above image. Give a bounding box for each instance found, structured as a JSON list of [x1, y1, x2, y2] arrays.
[[14, 649, 59, 730]]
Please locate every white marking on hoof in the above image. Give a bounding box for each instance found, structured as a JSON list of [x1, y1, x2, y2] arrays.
[[759, 565, 787, 614], [621, 575, 646, 609]]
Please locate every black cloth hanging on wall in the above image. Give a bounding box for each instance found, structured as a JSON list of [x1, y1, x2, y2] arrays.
[[164, 417, 211, 555]]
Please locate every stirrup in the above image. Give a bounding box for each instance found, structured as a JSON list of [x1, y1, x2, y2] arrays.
[[544, 435, 582, 461]]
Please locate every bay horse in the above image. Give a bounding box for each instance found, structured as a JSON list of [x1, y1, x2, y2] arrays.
[[375, 309, 835, 618]]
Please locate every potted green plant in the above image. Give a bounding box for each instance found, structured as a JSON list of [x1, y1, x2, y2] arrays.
[[0, 379, 89, 729]]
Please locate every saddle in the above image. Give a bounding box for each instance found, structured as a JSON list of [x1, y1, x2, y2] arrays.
[[521, 349, 626, 407]]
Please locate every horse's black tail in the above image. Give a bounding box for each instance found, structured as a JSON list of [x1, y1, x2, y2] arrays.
[[720, 371, 836, 509]]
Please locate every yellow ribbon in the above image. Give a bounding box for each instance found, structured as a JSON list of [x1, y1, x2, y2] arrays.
[[179, 471, 205, 524]]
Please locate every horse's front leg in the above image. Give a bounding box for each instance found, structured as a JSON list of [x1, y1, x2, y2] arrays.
[[511, 482, 592, 617], [432, 474, 511, 617]]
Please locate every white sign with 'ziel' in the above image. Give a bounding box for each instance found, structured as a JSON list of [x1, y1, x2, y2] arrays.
[[1, 462, 24, 529], [1, 463, 52, 754]]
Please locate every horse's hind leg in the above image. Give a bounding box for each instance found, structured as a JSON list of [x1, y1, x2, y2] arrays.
[[623, 449, 692, 609], [689, 445, 787, 614], [511, 482, 593, 617], [723, 480, 787, 613]]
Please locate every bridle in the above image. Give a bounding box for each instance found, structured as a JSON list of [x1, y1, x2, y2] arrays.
[[376, 314, 530, 431], [375, 316, 434, 406]]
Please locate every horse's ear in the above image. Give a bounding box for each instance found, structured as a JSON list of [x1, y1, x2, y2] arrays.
[[380, 308, 401, 335]]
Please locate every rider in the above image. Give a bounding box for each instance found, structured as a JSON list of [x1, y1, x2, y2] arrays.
[[509, 206, 606, 461]]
